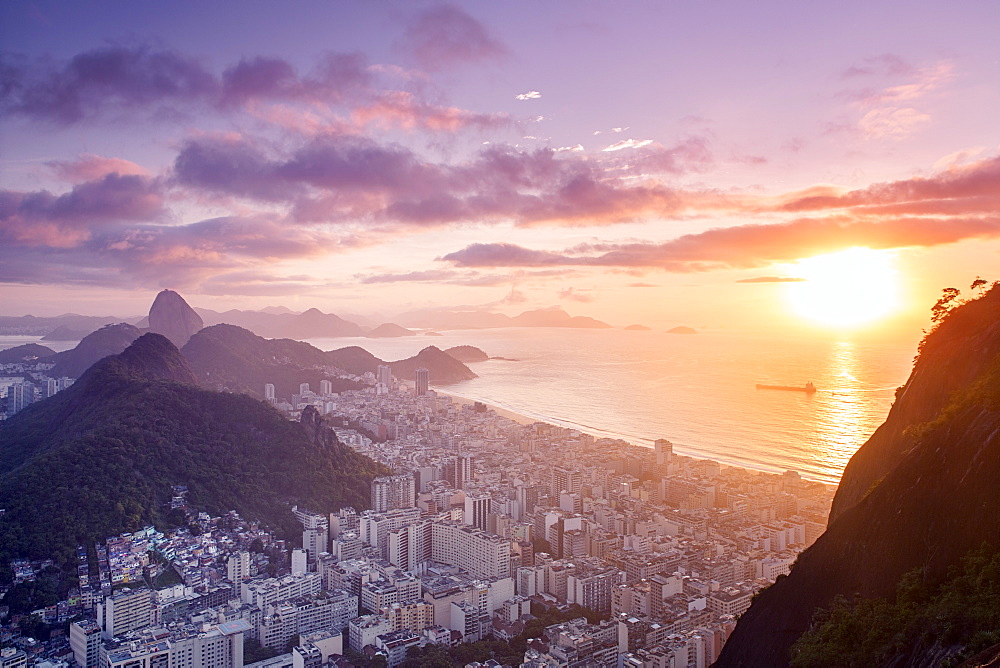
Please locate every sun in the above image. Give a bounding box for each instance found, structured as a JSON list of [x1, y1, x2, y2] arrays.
[[786, 248, 900, 327]]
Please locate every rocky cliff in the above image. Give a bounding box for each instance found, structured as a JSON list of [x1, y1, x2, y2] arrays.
[[147, 289, 203, 347]]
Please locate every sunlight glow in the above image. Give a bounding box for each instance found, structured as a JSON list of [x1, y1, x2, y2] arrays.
[[787, 248, 900, 327]]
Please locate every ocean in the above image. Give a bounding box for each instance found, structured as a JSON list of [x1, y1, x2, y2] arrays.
[[0, 329, 918, 485], [306, 328, 917, 485]]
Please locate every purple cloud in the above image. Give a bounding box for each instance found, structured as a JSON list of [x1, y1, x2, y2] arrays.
[[396, 4, 508, 71], [172, 135, 706, 228], [173, 136, 296, 202], [219, 53, 371, 107], [1, 46, 217, 123], [1, 174, 164, 247]]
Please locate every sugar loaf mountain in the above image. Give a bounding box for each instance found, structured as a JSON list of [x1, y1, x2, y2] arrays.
[[716, 286, 1000, 667]]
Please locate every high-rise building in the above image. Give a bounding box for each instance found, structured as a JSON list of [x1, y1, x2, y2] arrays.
[[43, 377, 73, 398], [551, 467, 583, 496], [654, 439, 673, 466], [70, 619, 102, 668], [371, 474, 416, 512], [6, 382, 34, 416], [294, 507, 330, 563], [464, 493, 490, 531], [98, 587, 153, 639], [291, 549, 308, 575], [319, 379, 333, 396], [414, 368, 429, 397], [0, 648, 28, 668], [376, 365, 393, 395], [227, 551, 251, 584], [264, 383, 276, 403], [446, 454, 474, 490]]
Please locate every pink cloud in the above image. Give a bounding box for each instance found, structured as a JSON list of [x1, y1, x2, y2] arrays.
[[442, 215, 1000, 271], [778, 155, 1000, 215], [351, 91, 511, 132], [857, 107, 931, 139], [358, 269, 460, 284], [0, 174, 164, 247], [558, 287, 594, 303], [838, 60, 953, 141], [736, 276, 806, 283], [841, 54, 915, 79], [48, 154, 149, 182]]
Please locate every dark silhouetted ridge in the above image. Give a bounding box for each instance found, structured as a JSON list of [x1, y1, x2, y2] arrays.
[[181, 324, 361, 399], [47, 322, 141, 378], [0, 343, 55, 363], [390, 345, 477, 384]]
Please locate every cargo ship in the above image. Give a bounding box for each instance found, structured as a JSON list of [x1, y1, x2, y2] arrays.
[[755, 381, 817, 393]]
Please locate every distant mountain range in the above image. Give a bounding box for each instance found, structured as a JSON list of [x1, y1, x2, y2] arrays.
[[195, 306, 365, 339], [394, 307, 612, 330], [366, 322, 415, 338], [0, 300, 614, 340], [3, 292, 478, 396], [0, 313, 132, 337], [0, 333, 390, 564]]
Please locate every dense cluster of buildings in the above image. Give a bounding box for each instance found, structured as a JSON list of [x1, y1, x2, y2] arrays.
[[1, 366, 833, 667], [0, 360, 73, 418]]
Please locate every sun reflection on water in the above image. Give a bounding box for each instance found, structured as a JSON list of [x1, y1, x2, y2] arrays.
[[816, 340, 868, 478]]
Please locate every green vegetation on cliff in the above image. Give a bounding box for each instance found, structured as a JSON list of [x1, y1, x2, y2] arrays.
[[791, 546, 1000, 667]]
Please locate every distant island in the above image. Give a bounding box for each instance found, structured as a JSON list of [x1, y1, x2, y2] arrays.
[[366, 322, 415, 338], [624, 324, 652, 331], [444, 345, 490, 363], [667, 326, 697, 334]]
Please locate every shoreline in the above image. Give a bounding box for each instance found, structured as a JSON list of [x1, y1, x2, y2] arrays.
[[435, 388, 538, 427], [432, 384, 838, 489]]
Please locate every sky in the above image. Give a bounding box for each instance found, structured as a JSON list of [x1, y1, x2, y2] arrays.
[[1, 0, 998, 337]]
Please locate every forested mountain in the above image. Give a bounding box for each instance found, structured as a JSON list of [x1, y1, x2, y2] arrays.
[[389, 345, 477, 384], [195, 306, 365, 338], [182, 324, 364, 399], [0, 333, 389, 565], [46, 323, 141, 378], [0, 343, 54, 363]]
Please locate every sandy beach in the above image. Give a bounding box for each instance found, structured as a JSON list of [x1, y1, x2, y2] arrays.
[[400, 380, 539, 427], [437, 389, 539, 427]]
